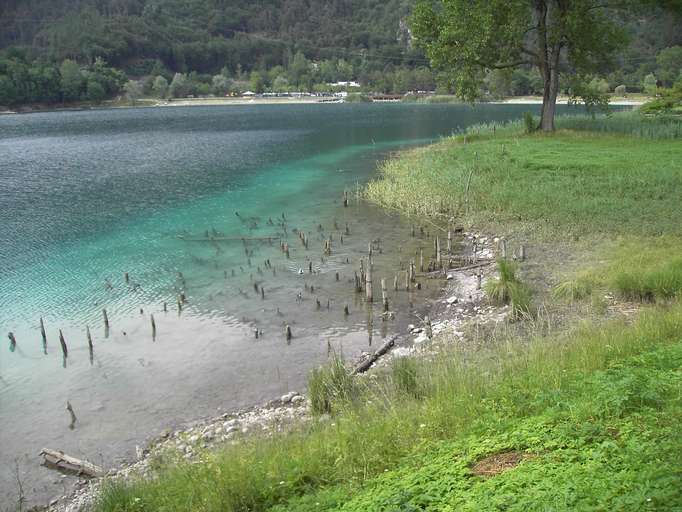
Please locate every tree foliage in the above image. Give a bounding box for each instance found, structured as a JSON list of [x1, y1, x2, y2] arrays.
[[411, 0, 641, 130]]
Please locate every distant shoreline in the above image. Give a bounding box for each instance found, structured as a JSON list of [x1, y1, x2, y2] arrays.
[[0, 95, 646, 116]]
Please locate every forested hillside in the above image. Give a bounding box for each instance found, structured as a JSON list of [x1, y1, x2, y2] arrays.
[[0, 0, 681, 107], [0, 0, 420, 75]]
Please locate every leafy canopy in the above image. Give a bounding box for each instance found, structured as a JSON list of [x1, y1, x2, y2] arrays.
[[411, 0, 630, 101]]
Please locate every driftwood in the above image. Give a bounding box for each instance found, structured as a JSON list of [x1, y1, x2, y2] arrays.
[[418, 259, 495, 278], [39, 449, 105, 478], [353, 335, 398, 374]]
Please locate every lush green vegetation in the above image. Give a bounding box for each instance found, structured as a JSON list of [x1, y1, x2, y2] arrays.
[[555, 237, 682, 304], [0, 1, 680, 107], [366, 112, 682, 237], [95, 305, 682, 511], [90, 112, 682, 511]]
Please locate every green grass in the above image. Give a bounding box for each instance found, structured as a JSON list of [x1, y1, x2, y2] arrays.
[[308, 354, 357, 415], [484, 259, 532, 317], [95, 305, 682, 511], [554, 237, 682, 303], [366, 116, 681, 238]]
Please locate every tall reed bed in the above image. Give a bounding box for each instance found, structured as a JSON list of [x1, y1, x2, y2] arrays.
[[555, 111, 682, 139]]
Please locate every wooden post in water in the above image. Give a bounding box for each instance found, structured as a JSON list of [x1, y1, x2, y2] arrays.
[[59, 329, 68, 358], [436, 237, 442, 269], [66, 401, 77, 430], [102, 309, 109, 330], [405, 270, 410, 291], [381, 279, 389, 311], [285, 324, 292, 341], [393, 274, 398, 291], [366, 261, 373, 302], [40, 317, 47, 346], [344, 304, 350, 316], [447, 229, 452, 255], [86, 326, 93, 351], [419, 248, 424, 273], [151, 314, 156, 338], [8, 332, 16, 351], [335, 272, 340, 282], [124, 272, 129, 284]]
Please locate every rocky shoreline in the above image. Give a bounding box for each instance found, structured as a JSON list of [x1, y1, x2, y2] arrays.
[[46, 231, 506, 512]]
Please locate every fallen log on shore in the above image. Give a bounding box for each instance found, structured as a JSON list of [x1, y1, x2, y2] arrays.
[[353, 335, 399, 374], [39, 449, 105, 478]]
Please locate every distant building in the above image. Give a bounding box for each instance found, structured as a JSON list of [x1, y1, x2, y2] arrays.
[[328, 81, 361, 88]]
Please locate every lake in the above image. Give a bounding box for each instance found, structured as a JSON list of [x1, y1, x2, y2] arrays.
[[0, 102, 573, 506]]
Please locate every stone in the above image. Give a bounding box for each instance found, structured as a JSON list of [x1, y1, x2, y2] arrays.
[[280, 391, 298, 403], [291, 395, 305, 405]]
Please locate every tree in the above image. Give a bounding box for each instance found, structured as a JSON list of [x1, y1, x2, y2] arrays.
[[211, 74, 232, 95], [412, 1, 635, 131], [85, 79, 106, 103], [152, 75, 168, 98], [123, 80, 143, 105], [643, 73, 658, 95], [288, 51, 310, 86], [59, 59, 84, 102], [656, 46, 682, 86], [249, 71, 265, 93], [272, 74, 290, 93], [169, 73, 189, 98]]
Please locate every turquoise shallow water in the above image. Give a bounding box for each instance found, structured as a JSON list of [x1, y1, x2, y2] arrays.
[[0, 103, 581, 505]]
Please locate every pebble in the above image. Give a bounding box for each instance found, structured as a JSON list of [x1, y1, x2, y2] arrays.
[[280, 391, 299, 403]]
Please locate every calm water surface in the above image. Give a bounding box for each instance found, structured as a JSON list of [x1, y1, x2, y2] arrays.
[[0, 103, 569, 506]]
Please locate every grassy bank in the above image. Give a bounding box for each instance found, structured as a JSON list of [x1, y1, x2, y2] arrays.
[[92, 112, 682, 512], [97, 307, 682, 511], [366, 112, 681, 237]]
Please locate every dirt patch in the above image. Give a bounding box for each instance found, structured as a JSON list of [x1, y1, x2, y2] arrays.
[[471, 451, 531, 477]]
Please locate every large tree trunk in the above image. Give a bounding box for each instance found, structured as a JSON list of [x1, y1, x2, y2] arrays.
[[539, 66, 559, 132], [534, 0, 562, 132]]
